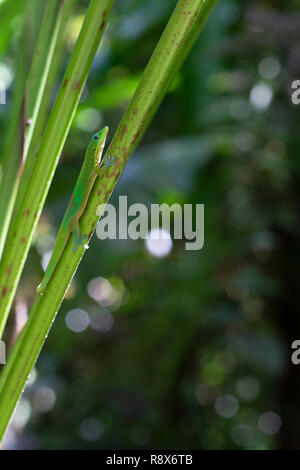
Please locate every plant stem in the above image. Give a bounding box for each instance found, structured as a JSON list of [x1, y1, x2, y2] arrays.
[[0, 0, 217, 441], [0, 0, 114, 339], [12, 0, 77, 220], [0, 0, 45, 260]]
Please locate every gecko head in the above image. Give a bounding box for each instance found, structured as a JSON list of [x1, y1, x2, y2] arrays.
[[92, 127, 109, 162], [93, 126, 109, 142]]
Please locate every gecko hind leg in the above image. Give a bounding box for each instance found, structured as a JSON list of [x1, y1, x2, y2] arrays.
[[72, 234, 88, 252], [69, 219, 89, 252]]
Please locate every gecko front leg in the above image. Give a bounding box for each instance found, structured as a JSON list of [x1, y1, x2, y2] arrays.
[[104, 155, 115, 168]]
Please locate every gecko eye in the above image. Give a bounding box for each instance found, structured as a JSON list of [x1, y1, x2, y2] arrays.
[[93, 134, 99, 140]]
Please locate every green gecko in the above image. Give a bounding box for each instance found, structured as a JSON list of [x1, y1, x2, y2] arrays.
[[37, 126, 109, 293]]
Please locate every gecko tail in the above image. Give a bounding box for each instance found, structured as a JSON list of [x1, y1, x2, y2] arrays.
[[36, 231, 68, 293], [37, 283, 44, 293], [37, 263, 56, 293], [37, 276, 49, 293]]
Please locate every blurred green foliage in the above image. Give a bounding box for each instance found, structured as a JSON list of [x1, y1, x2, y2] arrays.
[[1, 0, 300, 450]]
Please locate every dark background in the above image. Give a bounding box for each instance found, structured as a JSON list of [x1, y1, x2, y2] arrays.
[[0, 0, 300, 450]]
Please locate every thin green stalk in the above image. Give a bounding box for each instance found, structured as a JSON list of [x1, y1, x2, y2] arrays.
[[13, 0, 77, 219], [25, 1, 65, 153], [0, 0, 217, 441], [0, 0, 66, 260], [0, 0, 114, 339], [0, 0, 45, 259]]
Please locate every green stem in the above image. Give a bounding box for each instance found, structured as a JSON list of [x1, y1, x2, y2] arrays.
[[0, 0, 114, 339], [12, 0, 77, 220], [0, 0, 217, 441], [0, 0, 45, 260]]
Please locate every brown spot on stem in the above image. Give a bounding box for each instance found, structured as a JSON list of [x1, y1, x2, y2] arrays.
[[133, 107, 138, 115], [132, 130, 141, 147], [120, 124, 128, 141], [73, 80, 81, 91], [62, 78, 68, 89], [111, 160, 121, 177], [1, 287, 7, 298], [25, 209, 30, 216], [21, 237, 26, 244], [6, 265, 12, 276], [99, 8, 108, 30], [88, 227, 95, 239]]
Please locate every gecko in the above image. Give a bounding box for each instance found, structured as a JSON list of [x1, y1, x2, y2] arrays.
[[37, 126, 109, 293]]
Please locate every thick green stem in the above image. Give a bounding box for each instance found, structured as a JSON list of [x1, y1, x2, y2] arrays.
[[0, 0, 114, 339], [0, 0, 217, 441]]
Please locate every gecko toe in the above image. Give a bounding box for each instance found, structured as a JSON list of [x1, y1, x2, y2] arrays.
[[73, 235, 88, 252]]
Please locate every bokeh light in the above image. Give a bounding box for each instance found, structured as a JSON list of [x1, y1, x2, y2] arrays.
[[236, 376, 260, 401], [87, 276, 122, 308], [215, 394, 239, 419], [33, 386, 56, 413], [11, 399, 31, 431], [250, 82, 273, 110], [76, 108, 103, 131], [258, 56, 280, 80], [258, 412, 282, 435], [65, 308, 90, 333], [145, 228, 173, 258], [90, 308, 114, 333], [79, 418, 104, 442], [0, 62, 13, 87]]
